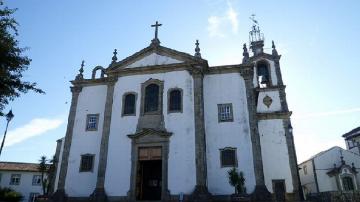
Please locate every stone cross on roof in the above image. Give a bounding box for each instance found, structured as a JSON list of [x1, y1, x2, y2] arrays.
[[151, 21, 162, 46]]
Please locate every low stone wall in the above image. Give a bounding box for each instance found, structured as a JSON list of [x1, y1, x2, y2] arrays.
[[307, 191, 360, 202]]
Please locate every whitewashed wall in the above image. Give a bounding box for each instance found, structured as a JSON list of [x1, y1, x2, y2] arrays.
[[252, 59, 278, 88], [256, 90, 281, 113], [314, 146, 360, 192], [65, 85, 107, 196], [104, 70, 196, 196], [125, 53, 182, 68], [259, 119, 293, 193], [0, 171, 44, 202], [298, 160, 317, 197], [204, 73, 256, 195]]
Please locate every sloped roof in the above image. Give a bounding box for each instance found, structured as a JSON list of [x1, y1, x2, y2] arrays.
[[342, 126, 360, 139], [0, 162, 48, 172]]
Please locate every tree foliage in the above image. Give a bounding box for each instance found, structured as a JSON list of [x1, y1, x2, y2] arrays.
[[0, 1, 44, 116], [228, 167, 247, 195]]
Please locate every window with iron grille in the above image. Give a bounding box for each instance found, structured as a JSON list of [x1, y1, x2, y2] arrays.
[[168, 89, 182, 112], [80, 154, 94, 172], [123, 93, 136, 115], [218, 104, 233, 122], [86, 114, 99, 131], [220, 148, 237, 167], [10, 174, 21, 185], [342, 176, 354, 191], [32, 175, 41, 186]]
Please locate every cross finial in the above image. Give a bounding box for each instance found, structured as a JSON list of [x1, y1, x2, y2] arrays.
[[194, 40, 201, 58], [151, 21, 162, 46], [112, 49, 118, 63]]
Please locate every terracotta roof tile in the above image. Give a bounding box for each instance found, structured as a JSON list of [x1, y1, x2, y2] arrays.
[[0, 162, 49, 172]]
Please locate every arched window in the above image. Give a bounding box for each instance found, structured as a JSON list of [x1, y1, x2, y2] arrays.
[[144, 84, 159, 113], [257, 62, 270, 87], [342, 176, 354, 191], [123, 93, 136, 115], [168, 89, 182, 112]]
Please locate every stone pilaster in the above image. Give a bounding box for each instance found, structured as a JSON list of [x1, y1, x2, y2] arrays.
[[90, 77, 117, 202], [52, 86, 82, 202], [275, 58, 301, 200], [190, 69, 212, 201], [240, 67, 271, 201]]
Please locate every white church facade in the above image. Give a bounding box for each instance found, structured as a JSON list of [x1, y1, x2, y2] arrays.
[[52, 22, 300, 202]]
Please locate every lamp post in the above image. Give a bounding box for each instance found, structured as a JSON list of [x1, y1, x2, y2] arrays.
[[0, 110, 14, 157]]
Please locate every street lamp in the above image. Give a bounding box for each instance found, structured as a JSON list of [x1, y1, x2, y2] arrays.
[[0, 110, 14, 157]]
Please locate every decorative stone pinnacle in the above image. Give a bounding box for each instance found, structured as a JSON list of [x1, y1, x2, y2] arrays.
[[112, 49, 118, 63], [242, 43, 249, 63], [151, 21, 162, 46], [194, 39, 201, 58], [75, 60, 84, 80], [340, 155, 345, 165], [272, 40, 278, 56]]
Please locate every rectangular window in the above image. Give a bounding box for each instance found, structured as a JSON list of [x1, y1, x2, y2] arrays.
[[80, 154, 94, 172], [10, 174, 21, 185], [32, 175, 42, 186], [220, 148, 237, 167], [303, 165, 307, 175], [86, 114, 99, 131], [218, 103, 233, 122]]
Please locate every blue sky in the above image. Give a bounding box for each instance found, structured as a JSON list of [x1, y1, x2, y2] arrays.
[[1, 0, 359, 163]]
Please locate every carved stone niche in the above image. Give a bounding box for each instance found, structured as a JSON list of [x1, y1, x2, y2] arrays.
[[127, 129, 172, 202]]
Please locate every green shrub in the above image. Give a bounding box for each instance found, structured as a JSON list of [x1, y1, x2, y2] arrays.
[[0, 187, 23, 202]]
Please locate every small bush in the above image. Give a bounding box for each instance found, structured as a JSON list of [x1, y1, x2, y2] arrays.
[[0, 187, 23, 202]]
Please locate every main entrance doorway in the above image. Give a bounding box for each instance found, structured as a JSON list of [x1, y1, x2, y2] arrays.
[[136, 147, 162, 201]]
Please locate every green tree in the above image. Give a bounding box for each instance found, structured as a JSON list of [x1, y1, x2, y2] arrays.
[[0, 1, 44, 116], [38, 155, 48, 196], [228, 167, 247, 195]]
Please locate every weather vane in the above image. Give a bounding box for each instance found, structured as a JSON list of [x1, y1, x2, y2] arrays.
[[249, 14, 263, 42], [249, 14, 258, 25]]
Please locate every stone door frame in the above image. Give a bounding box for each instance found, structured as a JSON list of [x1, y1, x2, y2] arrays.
[[127, 129, 171, 201]]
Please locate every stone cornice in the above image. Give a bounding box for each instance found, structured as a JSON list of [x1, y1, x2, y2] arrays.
[[255, 85, 286, 92], [257, 111, 292, 120], [127, 128, 172, 139], [70, 77, 118, 87]]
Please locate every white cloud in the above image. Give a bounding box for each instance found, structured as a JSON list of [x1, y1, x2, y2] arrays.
[[5, 118, 64, 147], [226, 2, 238, 34], [207, 2, 239, 37], [207, 16, 224, 38]]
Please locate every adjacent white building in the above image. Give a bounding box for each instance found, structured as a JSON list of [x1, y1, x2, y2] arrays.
[[0, 162, 44, 202], [299, 127, 360, 199], [52, 23, 300, 202]]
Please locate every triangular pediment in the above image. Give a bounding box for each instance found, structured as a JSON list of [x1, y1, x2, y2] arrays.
[[127, 128, 172, 143], [124, 52, 183, 68], [107, 45, 207, 72]]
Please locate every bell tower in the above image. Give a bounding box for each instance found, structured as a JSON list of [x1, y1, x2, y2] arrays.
[[243, 15, 301, 201]]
